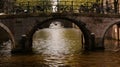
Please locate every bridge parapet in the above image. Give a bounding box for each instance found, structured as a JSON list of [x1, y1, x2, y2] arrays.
[[1, 13, 120, 19]]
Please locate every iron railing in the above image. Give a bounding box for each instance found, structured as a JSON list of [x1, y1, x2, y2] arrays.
[[1, 1, 120, 14]]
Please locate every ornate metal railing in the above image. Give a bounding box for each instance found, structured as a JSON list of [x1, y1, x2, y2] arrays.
[[0, 1, 120, 14]]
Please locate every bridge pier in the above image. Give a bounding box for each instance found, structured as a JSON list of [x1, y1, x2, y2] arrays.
[[11, 34, 32, 54]]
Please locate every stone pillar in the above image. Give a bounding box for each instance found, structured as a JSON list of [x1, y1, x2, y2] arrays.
[[117, 24, 120, 41], [91, 33, 95, 50]]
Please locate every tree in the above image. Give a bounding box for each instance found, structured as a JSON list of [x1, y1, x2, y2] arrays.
[[57, 0, 101, 12], [15, 0, 52, 13]]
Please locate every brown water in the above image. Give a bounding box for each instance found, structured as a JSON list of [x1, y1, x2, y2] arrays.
[[0, 28, 120, 67]]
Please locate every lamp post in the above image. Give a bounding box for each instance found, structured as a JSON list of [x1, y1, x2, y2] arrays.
[[26, 0, 30, 13], [57, 0, 59, 12], [101, 0, 104, 14]]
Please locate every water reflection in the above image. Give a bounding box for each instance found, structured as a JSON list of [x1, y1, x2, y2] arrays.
[[105, 39, 120, 51], [0, 40, 11, 56], [32, 22, 83, 66], [104, 24, 120, 52], [33, 28, 83, 55], [1, 22, 120, 66]]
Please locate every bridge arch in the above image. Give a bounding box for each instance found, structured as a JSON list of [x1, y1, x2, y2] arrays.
[[102, 19, 120, 50], [0, 23, 15, 49], [27, 17, 92, 51]]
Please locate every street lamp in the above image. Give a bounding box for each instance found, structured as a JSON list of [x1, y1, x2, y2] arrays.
[[26, 0, 30, 13], [57, 0, 59, 12]]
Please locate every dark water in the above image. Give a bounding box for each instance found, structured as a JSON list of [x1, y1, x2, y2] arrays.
[[0, 28, 120, 67]]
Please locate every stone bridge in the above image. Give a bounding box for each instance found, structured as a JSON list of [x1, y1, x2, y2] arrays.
[[0, 13, 120, 53]]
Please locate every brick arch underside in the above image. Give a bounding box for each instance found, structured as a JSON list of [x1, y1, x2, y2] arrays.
[[0, 23, 15, 49], [28, 17, 92, 50], [102, 20, 120, 49]]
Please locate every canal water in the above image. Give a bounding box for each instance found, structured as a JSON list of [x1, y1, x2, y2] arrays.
[[0, 23, 120, 67]]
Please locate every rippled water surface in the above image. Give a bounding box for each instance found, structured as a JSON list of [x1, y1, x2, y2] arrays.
[[0, 28, 120, 67], [33, 28, 83, 55]]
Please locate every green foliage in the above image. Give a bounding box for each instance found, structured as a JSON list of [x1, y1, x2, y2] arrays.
[[15, 0, 102, 13], [15, 0, 52, 7], [15, 0, 52, 13], [58, 0, 102, 12], [59, 0, 101, 6]]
